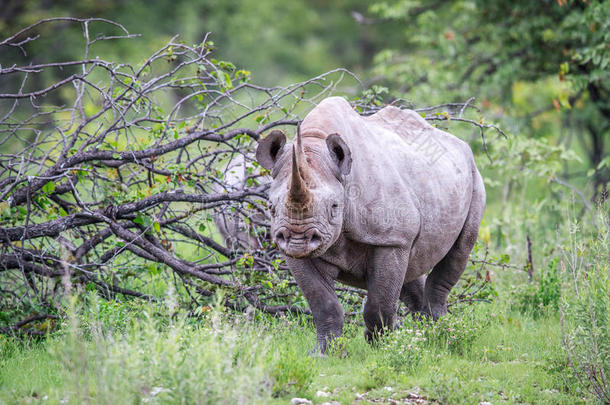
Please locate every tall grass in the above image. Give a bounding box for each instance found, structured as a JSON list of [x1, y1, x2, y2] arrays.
[[1, 293, 291, 404], [560, 208, 609, 403]]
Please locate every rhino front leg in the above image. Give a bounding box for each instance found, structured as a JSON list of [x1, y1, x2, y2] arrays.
[[364, 247, 410, 342], [285, 257, 343, 354]]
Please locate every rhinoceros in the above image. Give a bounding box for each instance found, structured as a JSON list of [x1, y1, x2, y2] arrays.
[[256, 97, 485, 352]]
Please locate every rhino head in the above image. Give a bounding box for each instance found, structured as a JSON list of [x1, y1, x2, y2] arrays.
[[256, 126, 352, 258]]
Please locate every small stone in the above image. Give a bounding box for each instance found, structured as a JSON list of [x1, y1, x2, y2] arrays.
[[316, 390, 330, 397], [384, 386, 393, 391], [478, 402, 493, 405], [291, 398, 312, 405]]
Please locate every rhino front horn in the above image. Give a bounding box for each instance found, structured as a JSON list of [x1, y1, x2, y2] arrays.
[[288, 144, 312, 206]]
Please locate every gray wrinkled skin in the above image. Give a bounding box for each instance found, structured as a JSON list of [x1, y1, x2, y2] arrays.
[[256, 97, 486, 353]]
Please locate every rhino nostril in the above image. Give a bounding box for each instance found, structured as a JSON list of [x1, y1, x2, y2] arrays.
[[308, 230, 322, 248], [275, 229, 290, 246]]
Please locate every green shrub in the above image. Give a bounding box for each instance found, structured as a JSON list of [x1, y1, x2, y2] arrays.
[[366, 305, 488, 387], [358, 320, 431, 389], [362, 361, 394, 389], [560, 212, 609, 403], [378, 325, 428, 373], [422, 307, 489, 355], [269, 345, 316, 397], [513, 258, 561, 318]]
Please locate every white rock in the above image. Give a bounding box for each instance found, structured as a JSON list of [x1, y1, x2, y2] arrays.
[[150, 387, 168, 396], [316, 390, 330, 397], [291, 398, 312, 405]]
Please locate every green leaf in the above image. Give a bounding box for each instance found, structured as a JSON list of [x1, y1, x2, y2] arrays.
[[42, 182, 55, 194], [134, 213, 152, 227], [153, 123, 164, 134]]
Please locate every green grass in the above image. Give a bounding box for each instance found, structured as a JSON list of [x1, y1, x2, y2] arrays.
[[0, 300, 594, 404]]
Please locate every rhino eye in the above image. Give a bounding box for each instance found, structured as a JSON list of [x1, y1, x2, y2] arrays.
[[269, 204, 276, 216], [330, 203, 339, 218]]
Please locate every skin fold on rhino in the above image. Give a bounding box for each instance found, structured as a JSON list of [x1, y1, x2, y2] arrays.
[[256, 97, 486, 353]]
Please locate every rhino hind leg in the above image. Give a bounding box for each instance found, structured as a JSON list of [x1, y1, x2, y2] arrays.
[[399, 275, 426, 313], [423, 174, 485, 320]]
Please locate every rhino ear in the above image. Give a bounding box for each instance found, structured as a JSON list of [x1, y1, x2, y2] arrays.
[[326, 133, 352, 177], [256, 130, 286, 170]]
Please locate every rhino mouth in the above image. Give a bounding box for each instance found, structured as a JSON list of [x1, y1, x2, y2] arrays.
[[274, 226, 328, 258]]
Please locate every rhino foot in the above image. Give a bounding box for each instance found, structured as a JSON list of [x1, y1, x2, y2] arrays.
[[422, 302, 448, 321], [364, 327, 377, 344], [307, 348, 326, 358]]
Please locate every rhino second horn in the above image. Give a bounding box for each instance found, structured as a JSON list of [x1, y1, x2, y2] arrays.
[[289, 144, 312, 205], [295, 124, 311, 181], [296, 123, 304, 156]]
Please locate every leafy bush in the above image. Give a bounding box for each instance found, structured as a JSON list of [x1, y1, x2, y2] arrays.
[[513, 258, 561, 318], [560, 212, 610, 403]]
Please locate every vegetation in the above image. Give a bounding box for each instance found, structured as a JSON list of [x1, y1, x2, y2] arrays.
[[0, 1, 608, 403], [1, 223, 607, 404]]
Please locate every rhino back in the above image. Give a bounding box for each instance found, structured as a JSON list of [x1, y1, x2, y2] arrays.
[[301, 98, 479, 277]]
